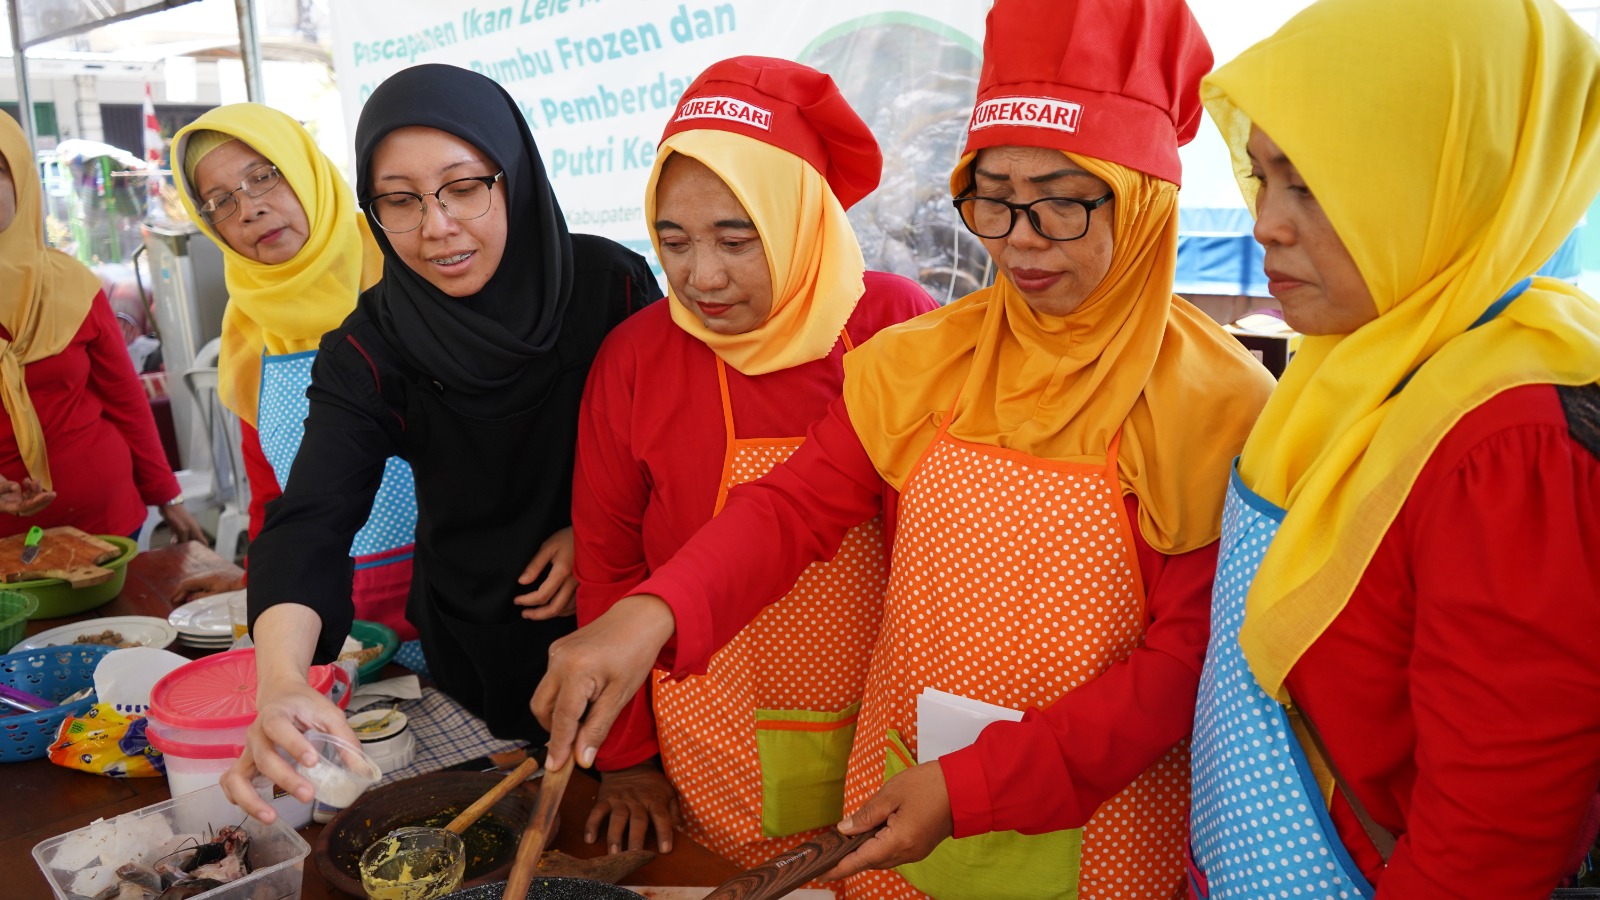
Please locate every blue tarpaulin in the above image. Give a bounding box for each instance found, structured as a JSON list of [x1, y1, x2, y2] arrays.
[[1175, 200, 1598, 297]]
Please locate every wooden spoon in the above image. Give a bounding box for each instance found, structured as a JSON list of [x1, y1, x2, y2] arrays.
[[700, 825, 882, 900], [442, 755, 541, 835], [503, 754, 575, 900]]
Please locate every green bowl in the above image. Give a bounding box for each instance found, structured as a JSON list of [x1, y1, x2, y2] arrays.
[[0, 591, 39, 650], [349, 619, 400, 685], [17, 535, 138, 620]]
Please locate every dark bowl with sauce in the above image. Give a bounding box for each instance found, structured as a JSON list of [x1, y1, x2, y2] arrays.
[[314, 770, 538, 896]]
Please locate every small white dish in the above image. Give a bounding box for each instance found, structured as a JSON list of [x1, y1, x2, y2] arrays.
[[167, 593, 237, 637], [10, 616, 178, 653]]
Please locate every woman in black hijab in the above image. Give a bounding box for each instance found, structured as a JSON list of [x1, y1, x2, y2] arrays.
[[220, 64, 659, 823]]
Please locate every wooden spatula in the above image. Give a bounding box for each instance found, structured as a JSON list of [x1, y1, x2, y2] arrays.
[[502, 754, 575, 900], [441, 755, 541, 835], [700, 825, 881, 900]]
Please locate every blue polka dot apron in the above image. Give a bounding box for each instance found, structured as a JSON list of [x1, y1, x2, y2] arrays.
[[1187, 465, 1374, 900], [257, 349, 420, 642], [1187, 279, 1531, 899], [652, 340, 887, 873]]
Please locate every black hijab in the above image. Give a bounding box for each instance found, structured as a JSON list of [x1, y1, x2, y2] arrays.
[[354, 64, 573, 414]]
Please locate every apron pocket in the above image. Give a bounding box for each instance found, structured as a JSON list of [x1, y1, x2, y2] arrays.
[[883, 728, 1082, 900], [754, 702, 859, 838]]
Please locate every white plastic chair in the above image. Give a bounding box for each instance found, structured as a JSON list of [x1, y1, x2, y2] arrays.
[[136, 339, 253, 562], [182, 365, 251, 563], [138, 338, 224, 553]]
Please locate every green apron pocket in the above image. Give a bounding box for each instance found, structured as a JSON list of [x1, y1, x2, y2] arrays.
[[883, 729, 1082, 900], [755, 702, 859, 838]]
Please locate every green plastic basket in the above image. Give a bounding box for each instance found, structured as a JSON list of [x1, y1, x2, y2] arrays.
[[0, 591, 38, 651], [16, 535, 138, 620]]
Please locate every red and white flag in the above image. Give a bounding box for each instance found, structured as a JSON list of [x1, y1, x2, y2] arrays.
[[142, 83, 162, 168], [142, 83, 163, 209]]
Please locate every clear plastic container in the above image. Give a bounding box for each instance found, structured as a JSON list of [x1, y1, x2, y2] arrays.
[[297, 729, 382, 807], [359, 826, 467, 900], [31, 782, 310, 900]]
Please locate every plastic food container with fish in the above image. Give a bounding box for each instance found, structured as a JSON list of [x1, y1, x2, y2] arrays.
[[31, 782, 309, 900]]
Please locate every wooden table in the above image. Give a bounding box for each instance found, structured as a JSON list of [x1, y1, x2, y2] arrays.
[[0, 542, 741, 898]]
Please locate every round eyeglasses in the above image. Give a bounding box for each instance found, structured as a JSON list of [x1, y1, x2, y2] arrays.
[[364, 172, 505, 234], [952, 192, 1114, 242], [198, 164, 283, 225]]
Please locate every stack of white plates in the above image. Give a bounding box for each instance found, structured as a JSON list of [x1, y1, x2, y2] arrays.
[[167, 593, 236, 651]]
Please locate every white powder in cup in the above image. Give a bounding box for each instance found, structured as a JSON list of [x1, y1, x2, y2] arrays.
[[298, 759, 372, 807]]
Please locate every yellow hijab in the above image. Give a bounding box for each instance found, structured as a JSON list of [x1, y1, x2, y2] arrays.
[[174, 104, 382, 428], [842, 151, 1274, 553], [0, 114, 101, 489], [644, 130, 864, 375], [1205, 0, 1600, 701]]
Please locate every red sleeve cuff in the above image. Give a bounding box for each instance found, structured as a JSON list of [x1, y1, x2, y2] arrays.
[[640, 575, 711, 676], [939, 747, 996, 838]]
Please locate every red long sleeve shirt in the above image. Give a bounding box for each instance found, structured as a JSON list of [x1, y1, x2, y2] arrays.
[[1289, 384, 1600, 899], [0, 291, 179, 538], [239, 420, 279, 543]]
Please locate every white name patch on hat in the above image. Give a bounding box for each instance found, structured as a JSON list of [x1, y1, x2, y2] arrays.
[[970, 96, 1082, 134], [675, 96, 773, 131]]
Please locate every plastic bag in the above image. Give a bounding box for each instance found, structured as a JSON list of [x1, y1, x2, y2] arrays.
[[47, 703, 165, 777]]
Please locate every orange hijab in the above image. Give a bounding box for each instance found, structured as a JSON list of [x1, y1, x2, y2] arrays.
[[0, 115, 101, 489], [843, 151, 1273, 553]]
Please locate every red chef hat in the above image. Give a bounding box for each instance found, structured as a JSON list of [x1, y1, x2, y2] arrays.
[[661, 56, 882, 209], [963, 0, 1212, 185]]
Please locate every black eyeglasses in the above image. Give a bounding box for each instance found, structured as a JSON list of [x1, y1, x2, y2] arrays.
[[952, 191, 1114, 242], [198, 164, 283, 225], [363, 172, 504, 234]]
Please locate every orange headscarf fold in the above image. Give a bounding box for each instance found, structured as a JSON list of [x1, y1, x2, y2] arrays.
[[843, 151, 1273, 553]]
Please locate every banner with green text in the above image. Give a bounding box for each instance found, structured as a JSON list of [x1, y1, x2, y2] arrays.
[[331, 0, 992, 299]]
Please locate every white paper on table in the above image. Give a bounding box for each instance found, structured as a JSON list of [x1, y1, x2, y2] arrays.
[[915, 687, 1025, 764], [346, 674, 423, 711]]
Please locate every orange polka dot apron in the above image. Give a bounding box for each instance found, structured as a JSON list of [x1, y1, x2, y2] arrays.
[[652, 343, 888, 870], [840, 393, 1189, 900]]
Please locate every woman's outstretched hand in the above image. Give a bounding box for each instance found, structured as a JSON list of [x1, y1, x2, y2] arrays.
[[531, 594, 676, 772]]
